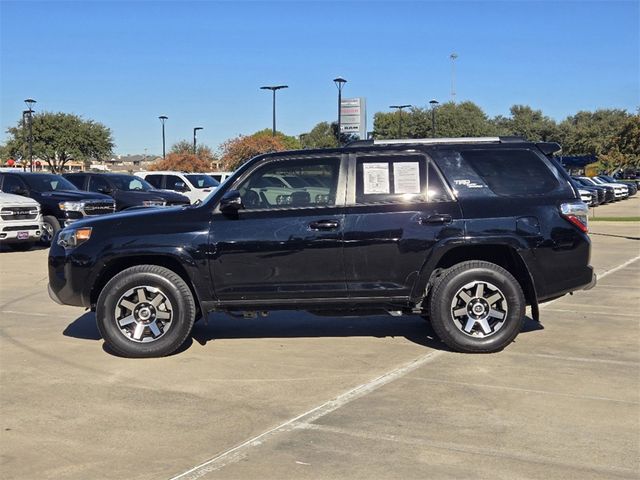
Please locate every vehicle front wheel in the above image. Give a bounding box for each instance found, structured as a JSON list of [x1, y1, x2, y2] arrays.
[[428, 261, 525, 353], [40, 215, 60, 245], [96, 265, 196, 358]]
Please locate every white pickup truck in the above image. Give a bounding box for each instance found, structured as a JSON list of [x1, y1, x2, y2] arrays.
[[0, 192, 44, 251]]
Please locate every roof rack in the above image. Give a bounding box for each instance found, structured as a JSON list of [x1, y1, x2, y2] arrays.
[[345, 136, 527, 147]]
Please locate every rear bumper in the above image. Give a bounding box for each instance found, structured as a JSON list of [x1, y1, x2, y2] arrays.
[[582, 272, 597, 291]]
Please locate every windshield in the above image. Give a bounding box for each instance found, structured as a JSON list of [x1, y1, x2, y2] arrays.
[[109, 175, 153, 191], [599, 175, 615, 182], [185, 174, 219, 188], [591, 177, 604, 185], [23, 174, 78, 192], [283, 176, 309, 188]]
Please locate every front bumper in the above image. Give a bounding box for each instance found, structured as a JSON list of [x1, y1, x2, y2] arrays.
[[583, 272, 597, 291], [0, 227, 42, 242]]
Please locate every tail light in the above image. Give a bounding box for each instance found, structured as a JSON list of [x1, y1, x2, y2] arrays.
[[560, 201, 589, 233]]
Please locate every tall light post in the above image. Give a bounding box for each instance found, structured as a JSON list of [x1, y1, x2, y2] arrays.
[[450, 53, 458, 103], [24, 98, 36, 172], [158, 116, 168, 159], [260, 85, 288, 136], [333, 77, 347, 146], [193, 127, 203, 154], [389, 104, 412, 138], [429, 99, 439, 137]]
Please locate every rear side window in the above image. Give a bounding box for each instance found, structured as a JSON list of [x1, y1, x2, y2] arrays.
[[461, 149, 559, 196], [355, 155, 451, 204], [145, 175, 163, 189]]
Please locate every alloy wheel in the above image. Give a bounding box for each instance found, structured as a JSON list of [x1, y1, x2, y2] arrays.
[[450, 280, 508, 338], [114, 286, 173, 343]]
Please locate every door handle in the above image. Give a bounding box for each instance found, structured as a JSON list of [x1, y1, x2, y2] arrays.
[[420, 214, 452, 225], [309, 220, 340, 230]]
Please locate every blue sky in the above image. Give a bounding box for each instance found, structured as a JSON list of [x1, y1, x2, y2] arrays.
[[1, 0, 638, 155]]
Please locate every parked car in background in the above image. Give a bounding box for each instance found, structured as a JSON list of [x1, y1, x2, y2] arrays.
[[596, 175, 638, 196], [0, 192, 44, 251], [588, 176, 630, 199], [577, 188, 595, 206], [208, 171, 232, 184], [0, 172, 115, 244], [63, 173, 190, 211], [576, 176, 627, 200], [572, 177, 614, 204], [135, 171, 219, 204], [49, 136, 595, 358]]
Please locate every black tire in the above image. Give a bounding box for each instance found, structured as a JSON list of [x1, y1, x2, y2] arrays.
[[428, 261, 525, 353], [96, 265, 196, 358], [40, 215, 60, 245], [7, 242, 34, 251]]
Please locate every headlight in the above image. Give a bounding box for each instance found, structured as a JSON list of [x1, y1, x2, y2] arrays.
[[57, 227, 92, 248], [142, 200, 166, 207], [59, 201, 86, 211]]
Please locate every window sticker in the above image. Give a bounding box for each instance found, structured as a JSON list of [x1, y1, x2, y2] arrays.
[[393, 162, 421, 194], [363, 163, 390, 194]]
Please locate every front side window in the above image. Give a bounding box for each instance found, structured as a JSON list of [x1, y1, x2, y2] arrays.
[[66, 175, 86, 189], [89, 176, 110, 193], [355, 155, 450, 204], [166, 175, 189, 191], [236, 158, 339, 210], [185, 174, 218, 189], [109, 175, 151, 191]]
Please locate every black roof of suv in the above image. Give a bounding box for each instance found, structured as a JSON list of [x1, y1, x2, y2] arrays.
[[48, 137, 595, 358]]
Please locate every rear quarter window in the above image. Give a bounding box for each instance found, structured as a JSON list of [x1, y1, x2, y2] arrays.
[[461, 149, 560, 196]]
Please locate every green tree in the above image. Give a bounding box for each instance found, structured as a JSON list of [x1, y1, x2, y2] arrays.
[[558, 109, 630, 156], [492, 105, 559, 141], [300, 122, 338, 149], [4, 112, 113, 172], [597, 114, 640, 173]]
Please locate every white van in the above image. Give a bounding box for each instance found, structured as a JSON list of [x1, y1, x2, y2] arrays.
[[0, 192, 44, 251], [135, 171, 219, 204]]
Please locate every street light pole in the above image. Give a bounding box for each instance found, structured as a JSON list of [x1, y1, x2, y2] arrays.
[[158, 116, 168, 159], [333, 77, 347, 146], [193, 127, 203, 154], [24, 99, 36, 172], [429, 99, 439, 137], [389, 105, 412, 138], [260, 85, 288, 136]]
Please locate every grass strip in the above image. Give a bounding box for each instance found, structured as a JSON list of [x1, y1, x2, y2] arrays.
[[589, 216, 640, 222]]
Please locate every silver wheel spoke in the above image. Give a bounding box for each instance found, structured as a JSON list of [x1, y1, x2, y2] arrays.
[[156, 310, 171, 320], [477, 318, 492, 335], [120, 300, 137, 311], [475, 283, 484, 298], [453, 307, 468, 318], [150, 293, 164, 307], [486, 293, 502, 305], [118, 315, 136, 327], [136, 288, 148, 303], [463, 318, 476, 333], [458, 291, 473, 303], [148, 321, 161, 337], [488, 309, 505, 320], [133, 323, 145, 340]]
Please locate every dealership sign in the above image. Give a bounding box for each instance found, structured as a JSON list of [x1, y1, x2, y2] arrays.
[[340, 97, 366, 138]]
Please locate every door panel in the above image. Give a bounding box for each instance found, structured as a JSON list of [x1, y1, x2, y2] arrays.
[[344, 153, 464, 298], [209, 156, 347, 301]]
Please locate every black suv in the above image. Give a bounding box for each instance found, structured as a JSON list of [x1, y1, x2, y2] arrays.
[[0, 172, 115, 243], [63, 173, 190, 211], [48, 137, 596, 357]]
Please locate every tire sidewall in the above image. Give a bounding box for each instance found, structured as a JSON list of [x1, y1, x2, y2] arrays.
[[431, 265, 525, 352], [97, 269, 194, 357], [41, 215, 60, 245]]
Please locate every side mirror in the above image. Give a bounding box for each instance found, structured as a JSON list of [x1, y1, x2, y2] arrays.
[[99, 187, 113, 194], [219, 190, 243, 213]]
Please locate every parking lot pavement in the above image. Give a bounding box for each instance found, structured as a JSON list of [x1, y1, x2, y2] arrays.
[[1, 220, 639, 479]]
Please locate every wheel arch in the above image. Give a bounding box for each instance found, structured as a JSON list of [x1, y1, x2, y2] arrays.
[[89, 254, 204, 317], [417, 243, 539, 320]]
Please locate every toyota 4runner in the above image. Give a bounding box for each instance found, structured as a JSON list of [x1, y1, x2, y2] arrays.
[[48, 137, 596, 357]]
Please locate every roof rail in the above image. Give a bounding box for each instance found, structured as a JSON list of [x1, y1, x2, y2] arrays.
[[344, 136, 531, 148]]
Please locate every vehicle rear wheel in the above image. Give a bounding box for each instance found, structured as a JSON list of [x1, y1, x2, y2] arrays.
[[429, 261, 525, 353], [96, 265, 196, 358], [40, 215, 60, 245], [7, 242, 34, 251]]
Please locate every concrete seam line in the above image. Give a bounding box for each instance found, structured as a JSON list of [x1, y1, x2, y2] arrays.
[[168, 350, 446, 480], [296, 423, 639, 477], [539, 254, 640, 310]]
